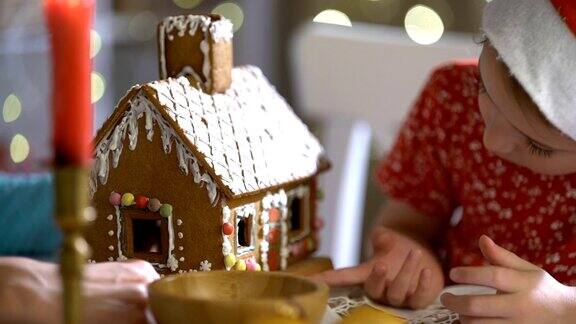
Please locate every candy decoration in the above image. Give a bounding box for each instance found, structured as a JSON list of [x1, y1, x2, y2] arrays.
[[109, 191, 121, 206], [246, 258, 256, 271], [234, 259, 246, 271], [316, 189, 325, 201], [121, 193, 135, 206], [267, 228, 280, 243], [222, 222, 234, 235], [224, 254, 236, 269], [135, 195, 149, 209], [268, 251, 279, 271], [148, 198, 161, 212], [254, 263, 262, 271], [269, 208, 280, 222], [159, 204, 173, 218], [313, 217, 324, 231]]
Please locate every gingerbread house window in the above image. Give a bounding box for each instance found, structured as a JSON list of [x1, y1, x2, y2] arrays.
[[236, 211, 255, 254], [124, 209, 169, 263], [288, 190, 310, 242]]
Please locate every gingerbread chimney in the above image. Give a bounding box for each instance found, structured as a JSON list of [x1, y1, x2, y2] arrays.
[[157, 14, 233, 94]]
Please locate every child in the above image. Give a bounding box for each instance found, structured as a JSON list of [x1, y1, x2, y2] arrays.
[[314, 0, 576, 322]]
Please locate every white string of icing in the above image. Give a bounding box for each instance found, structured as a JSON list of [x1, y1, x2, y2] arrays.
[[114, 206, 127, 261], [260, 208, 270, 272], [90, 92, 219, 207], [166, 214, 178, 271]]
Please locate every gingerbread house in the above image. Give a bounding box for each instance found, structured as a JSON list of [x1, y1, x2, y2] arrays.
[[86, 15, 330, 274]]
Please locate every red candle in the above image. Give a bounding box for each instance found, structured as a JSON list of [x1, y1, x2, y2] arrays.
[[45, 0, 94, 167]]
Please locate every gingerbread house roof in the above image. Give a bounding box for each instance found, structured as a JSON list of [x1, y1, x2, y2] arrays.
[[93, 66, 329, 201]]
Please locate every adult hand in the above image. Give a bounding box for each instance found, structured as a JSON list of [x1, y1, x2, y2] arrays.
[[442, 235, 576, 324], [0, 257, 159, 324], [311, 227, 444, 309]]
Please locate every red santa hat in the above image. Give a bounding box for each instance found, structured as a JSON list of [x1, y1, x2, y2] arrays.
[[482, 0, 576, 140]]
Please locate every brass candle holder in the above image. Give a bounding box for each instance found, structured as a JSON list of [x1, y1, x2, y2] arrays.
[[55, 167, 91, 324]]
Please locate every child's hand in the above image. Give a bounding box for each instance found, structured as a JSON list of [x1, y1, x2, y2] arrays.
[[311, 228, 444, 309], [0, 257, 159, 324], [442, 235, 576, 324]]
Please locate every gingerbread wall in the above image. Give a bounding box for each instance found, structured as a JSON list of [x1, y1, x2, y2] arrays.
[[86, 114, 224, 274]]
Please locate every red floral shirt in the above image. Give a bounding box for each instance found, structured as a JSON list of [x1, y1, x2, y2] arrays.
[[377, 62, 576, 285]]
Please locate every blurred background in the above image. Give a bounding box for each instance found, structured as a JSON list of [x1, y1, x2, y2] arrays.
[[0, 0, 486, 265]]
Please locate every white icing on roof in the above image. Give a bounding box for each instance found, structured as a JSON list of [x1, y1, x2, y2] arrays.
[[144, 65, 325, 197]]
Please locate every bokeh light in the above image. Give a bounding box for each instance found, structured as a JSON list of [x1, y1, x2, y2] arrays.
[[404, 5, 444, 45], [212, 2, 244, 32], [173, 0, 203, 9], [10, 133, 30, 164], [90, 29, 102, 58], [128, 11, 158, 41], [3, 93, 22, 123], [313, 9, 352, 27], [91, 72, 106, 104]]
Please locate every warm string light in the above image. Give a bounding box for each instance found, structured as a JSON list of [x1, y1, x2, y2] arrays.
[[313, 9, 352, 27], [212, 2, 244, 32], [2, 93, 21, 123], [91, 72, 106, 104], [404, 5, 445, 45], [173, 0, 203, 9]]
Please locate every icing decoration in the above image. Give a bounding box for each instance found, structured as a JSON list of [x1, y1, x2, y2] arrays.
[[160, 204, 173, 218], [222, 222, 234, 235], [224, 254, 236, 270], [234, 259, 246, 271], [91, 92, 220, 207], [179, 257, 185, 262], [108, 230, 114, 236], [148, 198, 161, 212], [121, 193, 135, 206], [106, 214, 113, 221], [108, 245, 114, 251], [114, 206, 127, 261], [178, 246, 184, 251], [199, 260, 212, 271], [109, 191, 121, 206], [135, 195, 150, 209], [177, 232, 183, 239], [176, 219, 183, 226]]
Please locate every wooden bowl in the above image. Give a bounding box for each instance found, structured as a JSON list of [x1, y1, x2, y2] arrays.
[[148, 271, 329, 324]]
